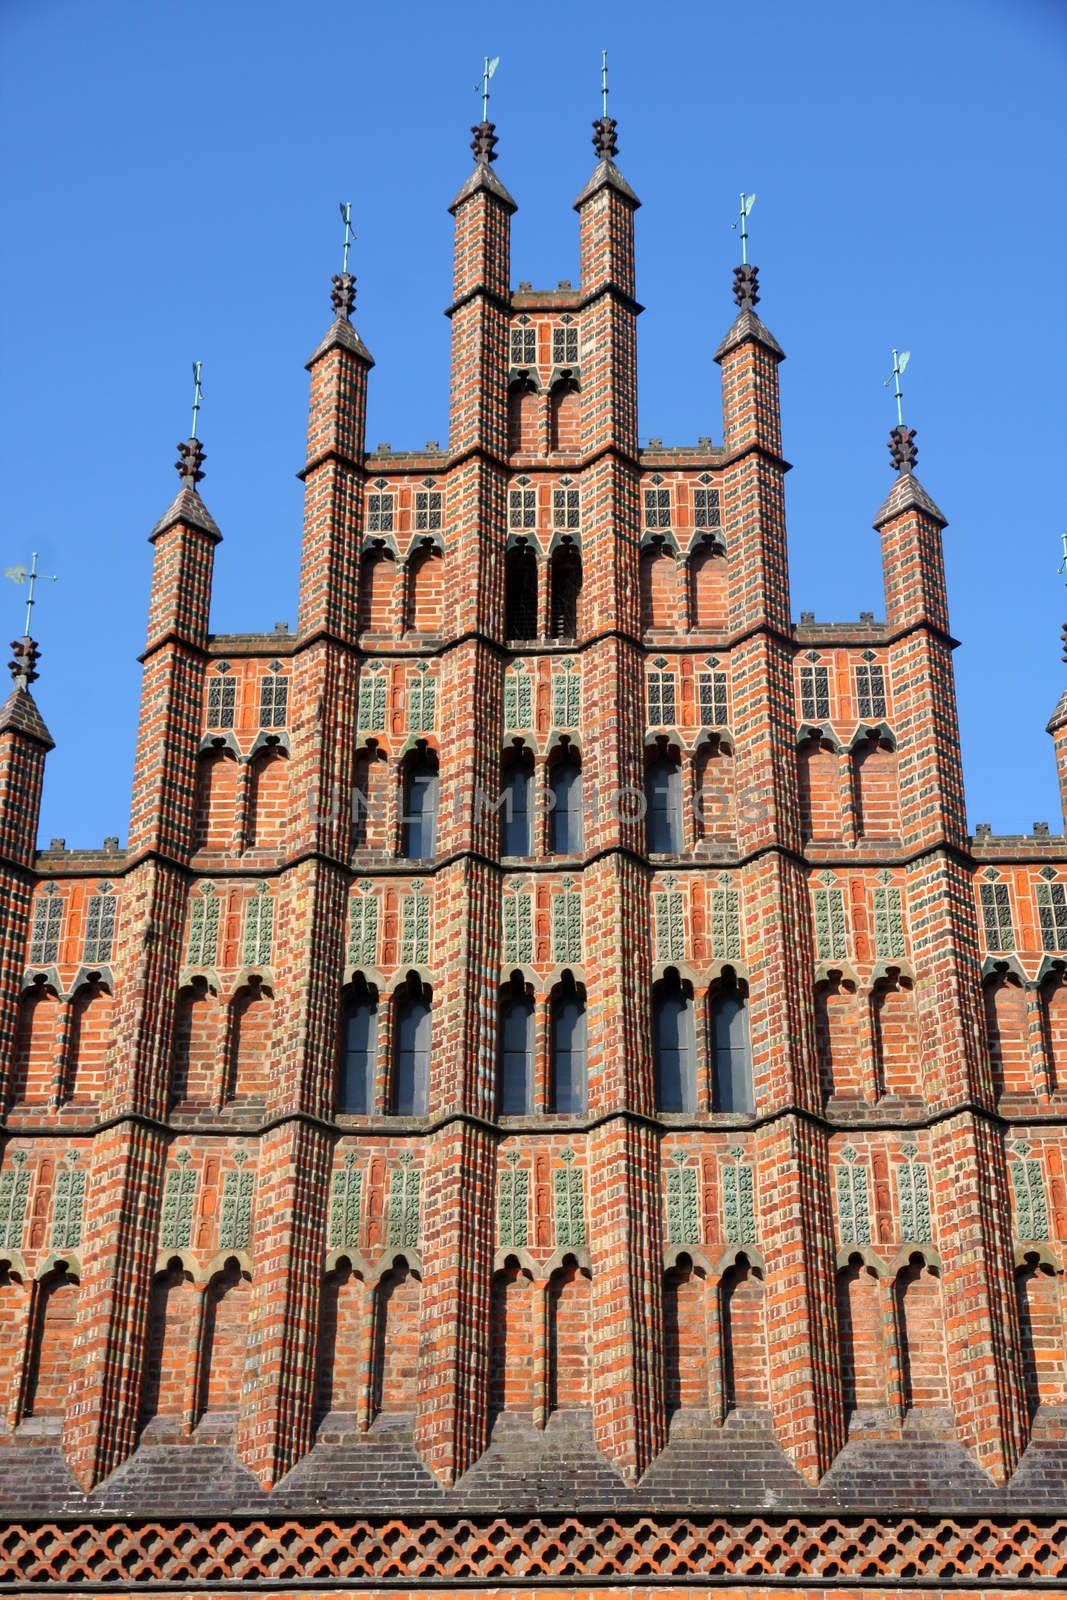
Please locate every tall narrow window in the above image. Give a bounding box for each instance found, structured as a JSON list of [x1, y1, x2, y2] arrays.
[[501, 751, 533, 857], [549, 544, 582, 639], [653, 971, 696, 1112], [980, 881, 1014, 951], [711, 980, 753, 1113], [698, 670, 729, 727], [549, 752, 583, 855], [394, 982, 431, 1116], [693, 483, 721, 529], [499, 976, 533, 1115], [646, 751, 682, 853], [511, 324, 536, 365], [644, 486, 671, 529], [339, 979, 377, 1115], [505, 544, 538, 640], [551, 975, 587, 1113], [402, 751, 439, 861]]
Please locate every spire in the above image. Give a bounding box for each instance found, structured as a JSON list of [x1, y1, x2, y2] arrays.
[[873, 347, 945, 524], [574, 49, 638, 211], [149, 369, 221, 543], [307, 205, 374, 368], [714, 259, 784, 364], [451, 56, 515, 215], [0, 638, 52, 746]]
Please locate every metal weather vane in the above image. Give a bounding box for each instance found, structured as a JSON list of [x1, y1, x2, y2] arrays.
[[601, 48, 609, 117], [3, 551, 58, 639], [339, 202, 356, 276], [884, 347, 911, 427], [732, 192, 757, 264], [190, 361, 204, 439], [474, 54, 500, 123], [1058, 533, 1067, 581]]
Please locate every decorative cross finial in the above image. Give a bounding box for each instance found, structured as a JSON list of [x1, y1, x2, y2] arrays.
[[175, 436, 206, 490], [591, 49, 618, 160], [884, 347, 911, 428], [190, 361, 204, 440], [4, 552, 58, 639], [732, 263, 760, 311], [732, 192, 757, 265], [8, 637, 41, 689], [887, 424, 918, 474]]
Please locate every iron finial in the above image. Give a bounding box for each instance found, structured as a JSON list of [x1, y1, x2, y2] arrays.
[[175, 436, 206, 490], [4, 552, 57, 639], [331, 273, 356, 318], [732, 263, 760, 311], [470, 54, 500, 162], [8, 636, 40, 689], [470, 121, 498, 164], [887, 424, 918, 474], [592, 51, 617, 161]]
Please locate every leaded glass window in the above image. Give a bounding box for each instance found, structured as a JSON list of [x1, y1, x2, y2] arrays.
[[367, 491, 394, 532], [552, 324, 578, 365], [855, 661, 887, 720], [414, 488, 442, 532], [693, 485, 721, 529], [647, 669, 677, 725], [698, 669, 728, 727], [980, 881, 1014, 951], [207, 675, 236, 728], [509, 482, 536, 529], [1036, 881, 1067, 951], [84, 888, 116, 964], [552, 485, 580, 529], [799, 664, 830, 721], [29, 891, 63, 966], [511, 324, 536, 365], [644, 487, 671, 529], [259, 670, 288, 728]]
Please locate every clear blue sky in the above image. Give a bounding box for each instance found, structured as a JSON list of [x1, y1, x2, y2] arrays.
[[2, 0, 1065, 847]]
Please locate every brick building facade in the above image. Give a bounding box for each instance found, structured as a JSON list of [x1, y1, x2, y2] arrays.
[[0, 112, 1065, 1595]]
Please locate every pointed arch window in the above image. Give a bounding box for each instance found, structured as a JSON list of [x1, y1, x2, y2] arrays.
[[499, 975, 534, 1115], [401, 749, 439, 861], [394, 978, 431, 1116], [710, 976, 753, 1113], [653, 970, 696, 1112], [339, 977, 378, 1115], [646, 750, 682, 853], [501, 747, 534, 857], [550, 543, 582, 639], [505, 543, 538, 640], [551, 973, 586, 1114], [549, 750, 583, 856]]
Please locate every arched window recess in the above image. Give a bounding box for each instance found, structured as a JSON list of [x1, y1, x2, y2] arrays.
[[847, 721, 896, 753]]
